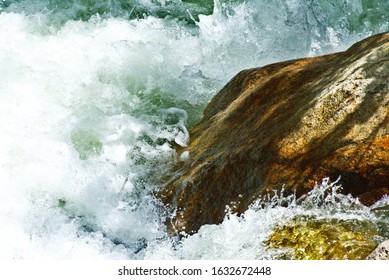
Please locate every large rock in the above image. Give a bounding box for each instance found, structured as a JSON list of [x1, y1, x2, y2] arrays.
[[157, 33, 389, 235]]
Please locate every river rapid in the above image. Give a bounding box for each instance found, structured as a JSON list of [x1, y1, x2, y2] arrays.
[[0, 0, 388, 259]]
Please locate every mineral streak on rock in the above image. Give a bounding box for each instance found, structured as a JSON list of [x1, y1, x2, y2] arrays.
[[157, 32, 389, 235]]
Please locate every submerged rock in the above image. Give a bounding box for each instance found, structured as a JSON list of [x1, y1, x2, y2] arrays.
[[366, 240, 389, 260], [266, 220, 378, 260], [157, 32, 389, 235]]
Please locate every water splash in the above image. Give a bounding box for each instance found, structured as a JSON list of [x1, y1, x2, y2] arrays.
[[146, 178, 387, 259]]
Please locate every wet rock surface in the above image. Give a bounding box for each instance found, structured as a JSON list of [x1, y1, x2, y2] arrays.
[[157, 32, 389, 235], [267, 220, 378, 260]]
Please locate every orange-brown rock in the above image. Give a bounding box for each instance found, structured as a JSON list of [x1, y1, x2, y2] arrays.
[[157, 32, 389, 235]]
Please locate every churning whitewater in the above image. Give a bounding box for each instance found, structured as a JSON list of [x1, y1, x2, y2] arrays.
[[0, 0, 388, 259]]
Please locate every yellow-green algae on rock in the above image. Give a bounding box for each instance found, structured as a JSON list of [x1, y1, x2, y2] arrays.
[[267, 220, 379, 260]]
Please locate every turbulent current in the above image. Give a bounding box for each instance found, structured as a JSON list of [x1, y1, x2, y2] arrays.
[[0, 0, 388, 259]]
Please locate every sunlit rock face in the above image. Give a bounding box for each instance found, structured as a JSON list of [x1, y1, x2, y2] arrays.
[[158, 32, 389, 235]]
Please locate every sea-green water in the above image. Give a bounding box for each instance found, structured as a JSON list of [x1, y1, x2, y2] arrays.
[[0, 0, 388, 259]]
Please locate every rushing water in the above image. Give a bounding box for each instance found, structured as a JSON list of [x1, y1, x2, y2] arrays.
[[0, 0, 388, 259]]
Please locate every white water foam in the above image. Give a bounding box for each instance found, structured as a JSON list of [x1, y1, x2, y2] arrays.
[[143, 178, 385, 259]]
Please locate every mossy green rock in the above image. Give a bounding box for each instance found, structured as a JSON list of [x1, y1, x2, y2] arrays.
[[267, 220, 378, 260]]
